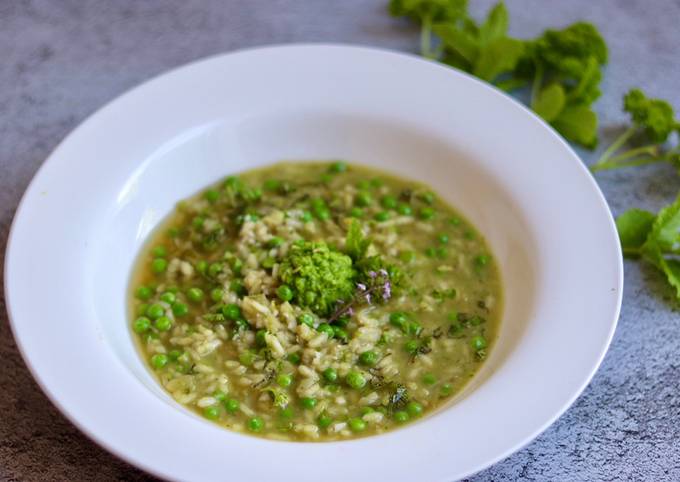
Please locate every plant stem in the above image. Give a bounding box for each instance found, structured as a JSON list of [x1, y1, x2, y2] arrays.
[[606, 144, 659, 164], [590, 156, 664, 173], [530, 64, 544, 108], [420, 17, 435, 59], [593, 126, 637, 167]]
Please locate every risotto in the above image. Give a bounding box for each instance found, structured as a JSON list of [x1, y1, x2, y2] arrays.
[[129, 161, 502, 440]]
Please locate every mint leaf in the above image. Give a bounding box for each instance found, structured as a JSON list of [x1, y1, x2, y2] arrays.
[[615, 209, 655, 257], [551, 104, 598, 148], [472, 37, 524, 82], [642, 195, 680, 254], [434, 24, 479, 64], [479, 1, 508, 45], [533, 83, 566, 122]]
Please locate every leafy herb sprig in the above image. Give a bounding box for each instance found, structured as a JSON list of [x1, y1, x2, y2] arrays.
[[591, 89, 680, 172], [389, 0, 607, 147]]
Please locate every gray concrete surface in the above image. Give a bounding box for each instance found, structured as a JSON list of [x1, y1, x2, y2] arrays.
[[1, 0, 679, 480]]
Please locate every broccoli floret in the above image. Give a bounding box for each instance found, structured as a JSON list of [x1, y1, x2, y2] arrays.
[[278, 241, 356, 317], [624, 88, 677, 143]]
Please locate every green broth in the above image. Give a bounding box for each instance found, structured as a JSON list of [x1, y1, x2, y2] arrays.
[[130, 161, 502, 441]]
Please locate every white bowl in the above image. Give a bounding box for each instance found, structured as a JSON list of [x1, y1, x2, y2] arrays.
[[4, 44, 622, 481]]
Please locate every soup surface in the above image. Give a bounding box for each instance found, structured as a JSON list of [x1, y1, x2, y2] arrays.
[[130, 161, 502, 440]]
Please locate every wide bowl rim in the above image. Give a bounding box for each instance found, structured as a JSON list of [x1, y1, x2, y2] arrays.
[[4, 43, 623, 481]]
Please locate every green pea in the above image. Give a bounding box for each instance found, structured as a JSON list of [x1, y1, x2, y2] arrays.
[[471, 335, 487, 351], [239, 351, 255, 366], [261, 256, 276, 269], [287, 352, 301, 365], [168, 349, 183, 361], [203, 405, 220, 419], [301, 397, 317, 409], [349, 207, 364, 218], [224, 398, 240, 413], [268, 236, 284, 248], [204, 189, 219, 203], [187, 287, 204, 303], [317, 323, 334, 337], [277, 284, 293, 302], [355, 192, 372, 207], [154, 316, 172, 332], [346, 371, 367, 389], [370, 178, 383, 188], [389, 312, 407, 329], [440, 383, 453, 396], [146, 304, 164, 320], [394, 411, 409, 423], [151, 258, 167, 274], [332, 325, 348, 342], [436, 247, 448, 259], [329, 161, 347, 173], [301, 211, 313, 223], [319, 173, 333, 183], [135, 286, 152, 301], [425, 247, 437, 257], [247, 417, 264, 432], [255, 329, 267, 347], [421, 191, 435, 204], [208, 262, 223, 278], [357, 180, 371, 190], [406, 401, 423, 417], [133, 316, 151, 333], [406, 321, 422, 336], [159, 291, 176, 304], [419, 207, 435, 220], [192, 216, 205, 229], [404, 340, 419, 354], [298, 313, 315, 327], [195, 260, 208, 274], [230, 280, 246, 296], [172, 302, 189, 317], [231, 258, 243, 275], [422, 373, 437, 385], [222, 303, 241, 320], [474, 254, 490, 267], [150, 353, 168, 369], [360, 406, 375, 416], [151, 246, 167, 258], [438, 234, 449, 244], [318, 413, 333, 429], [279, 407, 294, 419], [210, 288, 224, 303], [374, 211, 390, 222], [381, 195, 398, 209], [263, 179, 281, 191], [348, 418, 366, 432], [213, 390, 227, 402], [396, 203, 412, 216], [323, 367, 338, 383], [315, 208, 330, 221], [276, 373, 293, 388], [334, 315, 350, 327], [359, 351, 378, 366]]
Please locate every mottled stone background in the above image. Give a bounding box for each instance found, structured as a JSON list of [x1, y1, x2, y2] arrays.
[[1, 1, 679, 480]]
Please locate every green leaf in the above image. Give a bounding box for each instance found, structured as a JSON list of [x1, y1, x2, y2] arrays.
[[623, 88, 677, 143], [494, 77, 528, 92], [551, 104, 598, 148], [345, 219, 370, 261], [615, 209, 656, 257], [433, 23, 479, 63], [568, 55, 601, 104], [479, 2, 508, 45], [472, 37, 524, 82], [532, 83, 566, 122], [642, 195, 680, 254], [658, 258, 680, 298]]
